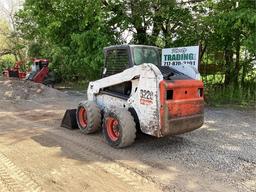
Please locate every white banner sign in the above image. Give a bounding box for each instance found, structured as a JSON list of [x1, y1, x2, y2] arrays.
[[161, 46, 200, 79], [162, 46, 199, 69]]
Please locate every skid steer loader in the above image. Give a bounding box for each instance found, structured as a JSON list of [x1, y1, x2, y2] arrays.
[[62, 45, 204, 148]]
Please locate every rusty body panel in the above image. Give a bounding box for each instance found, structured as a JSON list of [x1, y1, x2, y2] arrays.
[[159, 80, 204, 137], [163, 114, 203, 136]]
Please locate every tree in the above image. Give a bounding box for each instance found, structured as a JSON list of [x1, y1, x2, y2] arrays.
[[104, 0, 176, 45], [200, 0, 256, 86], [16, 0, 119, 80], [0, 0, 26, 61], [15, 0, 256, 87]]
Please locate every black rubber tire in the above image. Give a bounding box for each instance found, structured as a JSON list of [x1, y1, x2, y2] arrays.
[[76, 100, 101, 134], [43, 71, 56, 87], [103, 107, 136, 148], [44, 82, 54, 88]]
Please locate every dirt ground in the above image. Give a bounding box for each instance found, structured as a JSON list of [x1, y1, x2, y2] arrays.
[[0, 78, 255, 192]]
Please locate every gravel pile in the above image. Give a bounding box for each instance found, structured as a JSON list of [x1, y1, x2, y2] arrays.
[[0, 78, 66, 101]]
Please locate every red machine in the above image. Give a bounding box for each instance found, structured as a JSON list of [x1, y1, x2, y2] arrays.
[[3, 59, 55, 86], [2, 61, 27, 79], [27, 59, 55, 86]]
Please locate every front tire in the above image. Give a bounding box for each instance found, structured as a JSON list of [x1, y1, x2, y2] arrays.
[[76, 101, 101, 134], [103, 108, 136, 148]]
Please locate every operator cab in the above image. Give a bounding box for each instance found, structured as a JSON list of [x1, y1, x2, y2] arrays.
[[103, 45, 159, 77], [28, 59, 49, 81], [31, 59, 49, 72], [103, 45, 160, 97], [103, 45, 190, 80], [102, 45, 191, 98]]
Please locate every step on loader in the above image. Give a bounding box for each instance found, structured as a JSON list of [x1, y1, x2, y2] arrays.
[[61, 45, 204, 148]]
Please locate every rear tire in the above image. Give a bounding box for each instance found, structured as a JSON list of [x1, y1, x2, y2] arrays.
[[43, 71, 56, 87], [76, 101, 101, 134], [103, 108, 136, 148]]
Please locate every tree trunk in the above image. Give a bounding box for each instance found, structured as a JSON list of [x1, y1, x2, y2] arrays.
[[199, 42, 207, 61], [233, 34, 240, 87], [241, 63, 246, 86], [130, 1, 148, 45], [136, 27, 148, 44], [150, 20, 161, 45], [162, 22, 173, 47], [224, 49, 233, 86]]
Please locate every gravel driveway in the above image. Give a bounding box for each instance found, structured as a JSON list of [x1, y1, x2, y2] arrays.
[[0, 79, 255, 192]]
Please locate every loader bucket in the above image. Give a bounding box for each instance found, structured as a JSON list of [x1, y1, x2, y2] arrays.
[[61, 109, 78, 129]]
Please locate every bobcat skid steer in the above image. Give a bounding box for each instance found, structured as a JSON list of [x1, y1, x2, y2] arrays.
[[62, 45, 204, 148]]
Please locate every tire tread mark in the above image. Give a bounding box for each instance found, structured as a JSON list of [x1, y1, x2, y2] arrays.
[[54, 128, 175, 191], [0, 178, 11, 192], [0, 152, 43, 192], [48, 130, 161, 192]]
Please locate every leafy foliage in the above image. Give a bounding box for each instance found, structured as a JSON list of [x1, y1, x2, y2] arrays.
[[0, 54, 16, 73], [0, 0, 255, 104]]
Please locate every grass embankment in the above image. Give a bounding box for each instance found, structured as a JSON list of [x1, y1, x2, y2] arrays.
[[55, 80, 89, 91], [202, 74, 256, 107], [205, 85, 256, 109]]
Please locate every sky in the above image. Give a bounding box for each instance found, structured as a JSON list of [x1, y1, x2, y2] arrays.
[[0, 0, 24, 22]]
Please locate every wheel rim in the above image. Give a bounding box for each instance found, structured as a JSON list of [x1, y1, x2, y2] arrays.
[[78, 107, 87, 128], [106, 117, 120, 141]]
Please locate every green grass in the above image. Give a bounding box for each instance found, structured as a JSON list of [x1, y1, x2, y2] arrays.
[[202, 72, 256, 108], [204, 83, 256, 108], [55, 80, 89, 91]]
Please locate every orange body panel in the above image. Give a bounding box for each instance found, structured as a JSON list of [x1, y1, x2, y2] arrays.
[[159, 80, 204, 136], [168, 98, 203, 118]]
